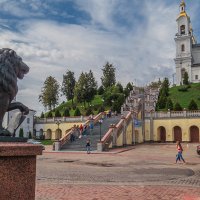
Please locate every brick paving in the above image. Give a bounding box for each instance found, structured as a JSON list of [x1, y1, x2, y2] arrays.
[[36, 184, 200, 200], [36, 143, 200, 200]]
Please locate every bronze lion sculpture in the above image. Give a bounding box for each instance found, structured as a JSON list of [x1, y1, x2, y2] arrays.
[[0, 48, 30, 136]]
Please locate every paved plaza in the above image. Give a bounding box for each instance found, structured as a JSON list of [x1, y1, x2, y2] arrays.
[[36, 143, 200, 200]]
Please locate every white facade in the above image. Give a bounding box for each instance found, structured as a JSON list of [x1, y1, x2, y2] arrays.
[[175, 1, 200, 85], [3, 109, 36, 137]]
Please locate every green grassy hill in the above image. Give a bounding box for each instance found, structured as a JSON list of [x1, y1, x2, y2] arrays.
[[45, 95, 109, 117], [169, 83, 200, 109]]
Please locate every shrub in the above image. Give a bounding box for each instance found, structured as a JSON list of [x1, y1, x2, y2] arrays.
[[86, 108, 94, 116], [40, 134, 45, 140], [183, 71, 189, 85], [174, 102, 183, 111], [63, 108, 70, 117], [93, 105, 99, 111], [98, 106, 105, 113], [19, 128, 24, 138], [28, 131, 32, 139], [156, 95, 167, 109], [74, 107, 81, 116], [40, 112, 44, 118], [47, 111, 53, 118], [178, 86, 188, 92], [55, 110, 61, 117], [98, 86, 104, 95], [166, 98, 173, 110], [72, 104, 77, 110], [188, 99, 198, 110]]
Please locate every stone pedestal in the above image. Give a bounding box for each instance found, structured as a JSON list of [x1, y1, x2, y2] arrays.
[[54, 140, 61, 151], [0, 143, 42, 200], [97, 142, 103, 152]]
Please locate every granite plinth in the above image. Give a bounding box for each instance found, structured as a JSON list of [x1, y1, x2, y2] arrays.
[[0, 143, 42, 200]]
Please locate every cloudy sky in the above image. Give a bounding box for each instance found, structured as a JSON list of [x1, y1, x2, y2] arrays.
[[0, 0, 200, 115]]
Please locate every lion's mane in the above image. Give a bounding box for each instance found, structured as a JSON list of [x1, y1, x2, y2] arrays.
[[0, 48, 28, 101]]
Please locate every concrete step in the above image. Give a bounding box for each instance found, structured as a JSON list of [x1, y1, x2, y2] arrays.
[[61, 116, 121, 151]]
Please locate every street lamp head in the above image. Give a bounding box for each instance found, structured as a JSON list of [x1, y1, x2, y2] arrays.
[[55, 119, 61, 125]]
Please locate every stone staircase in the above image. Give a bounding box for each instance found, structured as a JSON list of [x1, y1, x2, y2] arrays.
[[61, 116, 121, 151], [121, 86, 159, 114]]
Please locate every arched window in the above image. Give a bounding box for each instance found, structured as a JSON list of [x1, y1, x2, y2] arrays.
[[181, 44, 185, 52], [180, 25, 185, 34]]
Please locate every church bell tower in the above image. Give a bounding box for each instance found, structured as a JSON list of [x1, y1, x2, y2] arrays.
[[174, 0, 193, 85]]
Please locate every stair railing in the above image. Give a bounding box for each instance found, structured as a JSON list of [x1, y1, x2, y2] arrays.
[[59, 112, 105, 149], [100, 112, 132, 151]]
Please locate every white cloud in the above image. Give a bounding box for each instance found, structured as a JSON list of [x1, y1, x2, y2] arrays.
[[0, 0, 198, 115]]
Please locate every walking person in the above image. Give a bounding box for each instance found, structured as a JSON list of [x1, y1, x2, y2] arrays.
[[176, 141, 186, 164], [79, 124, 83, 134], [86, 139, 91, 154]]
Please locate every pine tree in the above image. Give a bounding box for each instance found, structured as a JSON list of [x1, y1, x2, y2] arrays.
[[124, 82, 133, 97], [174, 102, 183, 111], [183, 71, 189, 85], [156, 78, 170, 110], [40, 112, 44, 118], [116, 82, 124, 93], [28, 131, 32, 139], [55, 110, 61, 117], [63, 108, 70, 117], [86, 70, 98, 104], [74, 107, 81, 116], [101, 62, 116, 89], [157, 95, 167, 109], [47, 111, 53, 118], [19, 128, 24, 138], [166, 98, 173, 110], [160, 78, 170, 97], [74, 72, 88, 107], [188, 99, 198, 110], [61, 70, 76, 105], [98, 85, 104, 95]]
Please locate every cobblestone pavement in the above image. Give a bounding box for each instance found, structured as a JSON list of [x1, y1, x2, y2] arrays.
[[36, 143, 200, 200]]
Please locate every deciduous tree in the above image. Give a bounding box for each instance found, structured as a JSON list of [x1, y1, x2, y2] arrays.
[[39, 76, 60, 110]]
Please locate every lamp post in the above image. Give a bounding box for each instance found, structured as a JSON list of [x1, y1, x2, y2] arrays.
[[55, 120, 61, 131], [99, 119, 103, 141]]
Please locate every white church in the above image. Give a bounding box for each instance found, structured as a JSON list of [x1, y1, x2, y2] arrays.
[[175, 0, 200, 85]]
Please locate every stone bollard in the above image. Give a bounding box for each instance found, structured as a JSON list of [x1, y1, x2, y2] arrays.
[[54, 140, 61, 151], [0, 142, 42, 200], [97, 142, 103, 152]]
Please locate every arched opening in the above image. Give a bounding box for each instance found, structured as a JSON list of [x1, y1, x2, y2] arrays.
[[190, 126, 199, 143], [33, 129, 36, 138], [158, 126, 166, 143], [135, 130, 139, 143], [180, 25, 185, 34], [181, 68, 185, 77], [55, 129, 62, 140], [46, 129, 52, 140], [39, 129, 44, 140], [181, 44, 185, 52], [174, 126, 182, 142]]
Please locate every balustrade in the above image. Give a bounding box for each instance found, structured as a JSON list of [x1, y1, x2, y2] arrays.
[[145, 110, 200, 119]]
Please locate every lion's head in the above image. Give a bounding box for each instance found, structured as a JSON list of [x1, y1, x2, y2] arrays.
[[0, 48, 29, 101]]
